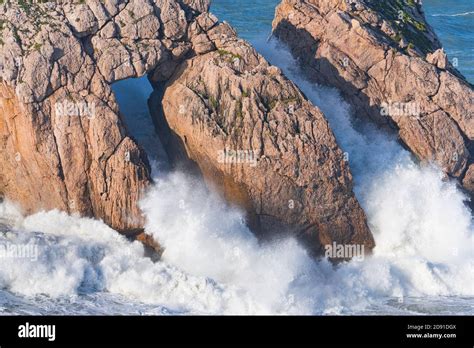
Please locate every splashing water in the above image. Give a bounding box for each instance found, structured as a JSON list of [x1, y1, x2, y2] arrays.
[[254, 37, 474, 299], [0, 36, 473, 314]]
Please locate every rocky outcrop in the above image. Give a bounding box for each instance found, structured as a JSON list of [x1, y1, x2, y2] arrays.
[[0, 0, 375, 256], [0, 0, 208, 233], [151, 19, 374, 254], [273, 0, 474, 196]]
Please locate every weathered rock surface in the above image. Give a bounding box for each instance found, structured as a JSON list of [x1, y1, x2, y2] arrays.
[[151, 20, 375, 254], [273, 0, 474, 195], [0, 0, 375, 255], [0, 0, 207, 233]]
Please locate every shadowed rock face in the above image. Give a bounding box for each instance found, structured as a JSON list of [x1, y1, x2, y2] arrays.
[[0, 0, 374, 255], [152, 21, 374, 255], [273, 0, 474, 197]]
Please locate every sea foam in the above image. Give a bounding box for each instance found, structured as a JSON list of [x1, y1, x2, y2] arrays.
[[0, 37, 472, 315]]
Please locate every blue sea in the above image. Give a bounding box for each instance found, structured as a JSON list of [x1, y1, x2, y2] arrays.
[[0, 1, 472, 315]]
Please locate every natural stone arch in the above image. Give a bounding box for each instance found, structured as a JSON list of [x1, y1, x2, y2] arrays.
[[0, 0, 210, 233], [0, 0, 375, 256]]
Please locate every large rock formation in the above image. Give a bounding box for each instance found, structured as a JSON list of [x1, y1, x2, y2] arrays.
[[151, 19, 374, 254], [0, 0, 374, 255], [273, 0, 474, 196], [0, 0, 206, 234]]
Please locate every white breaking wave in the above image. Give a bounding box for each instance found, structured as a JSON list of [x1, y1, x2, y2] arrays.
[[432, 11, 474, 17], [0, 201, 260, 314], [254, 37, 474, 297], [0, 37, 473, 315]]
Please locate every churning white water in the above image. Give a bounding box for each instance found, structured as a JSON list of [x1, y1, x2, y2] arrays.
[[0, 37, 472, 315]]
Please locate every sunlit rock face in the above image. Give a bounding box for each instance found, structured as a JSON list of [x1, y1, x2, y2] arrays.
[[0, 0, 374, 255], [0, 0, 207, 233], [154, 21, 374, 255], [273, 0, 474, 196]]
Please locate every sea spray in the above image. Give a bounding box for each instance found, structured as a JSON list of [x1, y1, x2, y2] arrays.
[[253, 37, 474, 297], [0, 200, 258, 314], [0, 38, 472, 315], [140, 172, 314, 313]]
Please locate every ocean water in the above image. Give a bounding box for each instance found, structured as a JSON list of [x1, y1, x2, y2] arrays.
[[0, 1, 473, 315], [423, 0, 474, 83]]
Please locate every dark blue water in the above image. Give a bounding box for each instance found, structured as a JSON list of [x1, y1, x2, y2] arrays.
[[211, 0, 278, 40], [424, 0, 474, 82], [211, 0, 474, 83]]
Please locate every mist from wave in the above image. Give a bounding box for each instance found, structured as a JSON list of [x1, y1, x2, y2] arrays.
[[1, 37, 473, 314], [0, 0, 473, 314]]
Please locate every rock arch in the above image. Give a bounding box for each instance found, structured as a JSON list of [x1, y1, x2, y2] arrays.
[[0, 0, 375, 255]]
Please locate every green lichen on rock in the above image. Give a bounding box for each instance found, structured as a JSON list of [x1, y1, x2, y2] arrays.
[[366, 0, 436, 55], [235, 98, 243, 119], [217, 49, 243, 62], [209, 95, 219, 110]]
